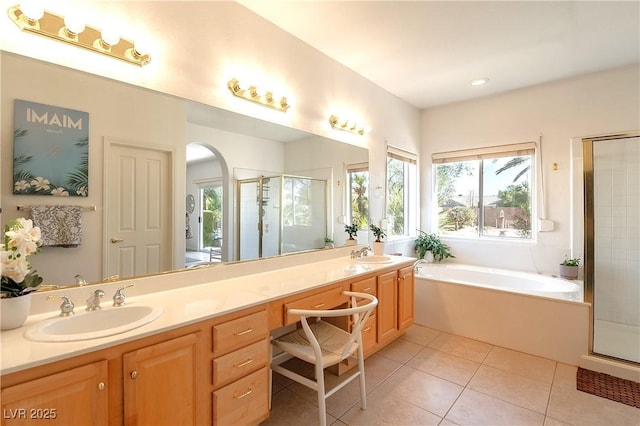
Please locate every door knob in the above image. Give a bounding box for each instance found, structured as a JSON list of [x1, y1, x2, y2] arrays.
[[111, 237, 124, 243]]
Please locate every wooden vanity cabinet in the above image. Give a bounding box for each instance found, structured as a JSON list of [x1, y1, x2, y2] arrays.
[[1, 360, 108, 426], [123, 333, 203, 426], [376, 266, 415, 346]]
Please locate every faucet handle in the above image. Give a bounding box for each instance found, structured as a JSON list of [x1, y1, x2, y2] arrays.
[[47, 295, 75, 317], [113, 284, 134, 307], [86, 289, 105, 311]]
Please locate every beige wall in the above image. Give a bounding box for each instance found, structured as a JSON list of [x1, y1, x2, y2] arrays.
[[421, 64, 640, 274]]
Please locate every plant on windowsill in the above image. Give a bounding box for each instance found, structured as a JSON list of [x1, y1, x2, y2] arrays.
[[344, 224, 359, 246], [559, 256, 580, 280], [1, 218, 43, 330], [414, 230, 454, 262], [369, 224, 386, 255]]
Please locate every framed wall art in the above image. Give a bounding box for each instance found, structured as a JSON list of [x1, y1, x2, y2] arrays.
[[13, 99, 89, 197]]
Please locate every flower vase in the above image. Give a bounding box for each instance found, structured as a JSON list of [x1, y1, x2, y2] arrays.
[[372, 241, 384, 255], [345, 238, 357, 246], [1, 295, 31, 331]]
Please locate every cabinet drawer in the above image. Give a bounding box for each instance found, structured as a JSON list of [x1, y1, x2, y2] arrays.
[[212, 339, 268, 389], [351, 276, 377, 296], [213, 310, 268, 357], [285, 285, 346, 325], [361, 314, 377, 354], [213, 367, 269, 426]]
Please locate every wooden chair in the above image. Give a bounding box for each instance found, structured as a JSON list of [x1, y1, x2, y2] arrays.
[[271, 291, 378, 426]]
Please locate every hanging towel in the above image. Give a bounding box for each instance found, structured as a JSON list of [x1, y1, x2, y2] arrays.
[[30, 205, 83, 248]]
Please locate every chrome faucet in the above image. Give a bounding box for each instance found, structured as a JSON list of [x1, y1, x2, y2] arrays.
[[113, 284, 134, 307], [74, 274, 87, 286], [47, 295, 75, 316], [350, 247, 371, 259], [86, 289, 105, 311]]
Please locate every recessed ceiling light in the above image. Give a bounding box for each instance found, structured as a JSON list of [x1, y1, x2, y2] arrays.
[[471, 78, 489, 86]]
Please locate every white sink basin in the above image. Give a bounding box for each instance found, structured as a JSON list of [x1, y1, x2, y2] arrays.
[[25, 305, 164, 342], [355, 255, 393, 264]]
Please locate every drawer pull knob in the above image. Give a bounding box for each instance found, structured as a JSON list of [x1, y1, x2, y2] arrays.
[[234, 388, 253, 399], [313, 303, 325, 309], [130, 370, 138, 380], [234, 328, 254, 336], [234, 358, 254, 368], [98, 382, 105, 391], [363, 326, 372, 332], [363, 287, 372, 292]]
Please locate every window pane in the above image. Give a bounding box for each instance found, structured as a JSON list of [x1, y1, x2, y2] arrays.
[[483, 155, 532, 238], [436, 161, 479, 236], [348, 170, 369, 229], [387, 157, 405, 236]]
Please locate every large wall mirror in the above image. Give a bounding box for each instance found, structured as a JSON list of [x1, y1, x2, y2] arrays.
[[0, 52, 369, 288]]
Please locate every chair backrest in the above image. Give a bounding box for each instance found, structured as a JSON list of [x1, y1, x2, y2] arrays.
[[288, 291, 378, 361]]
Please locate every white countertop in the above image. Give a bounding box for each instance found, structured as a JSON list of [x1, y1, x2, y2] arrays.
[[1, 252, 414, 375]]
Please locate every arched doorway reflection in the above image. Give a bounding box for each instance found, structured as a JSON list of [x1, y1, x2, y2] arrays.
[[185, 143, 227, 266]]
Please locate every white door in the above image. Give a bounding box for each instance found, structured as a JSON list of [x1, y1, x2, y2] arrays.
[[106, 141, 172, 279]]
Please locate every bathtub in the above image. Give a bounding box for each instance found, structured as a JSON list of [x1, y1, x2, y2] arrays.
[[414, 262, 590, 365], [414, 262, 583, 301]]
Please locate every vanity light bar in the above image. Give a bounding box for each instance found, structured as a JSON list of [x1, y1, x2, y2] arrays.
[[227, 78, 290, 112], [7, 5, 151, 66], [329, 115, 366, 135]]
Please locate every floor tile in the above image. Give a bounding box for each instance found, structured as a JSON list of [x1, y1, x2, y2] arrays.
[[286, 354, 403, 419], [467, 364, 551, 413], [483, 346, 556, 384], [369, 365, 463, 417], [445, 388, 545, 426], [339, 384, 442, 426], [401, 324, 441, 346], [543, 416, 572, 426], [377, 337, 424, 364], [547, 364, 640, 426], [428, 333, 493, 363], [262, 387, 338, 426], [408, 346, 481, 386]]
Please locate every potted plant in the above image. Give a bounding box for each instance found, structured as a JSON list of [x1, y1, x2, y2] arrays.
[[559, 256, 580, 280], [1, 218, 43, 330], [344, 224, 359, 246], [414, 230, 454, 262], [369, 224, 386, 255], [324, 237, 334, 249]]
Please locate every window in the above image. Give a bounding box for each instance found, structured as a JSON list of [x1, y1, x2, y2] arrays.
[[386, 146, 418, 237], [346, 163, 369, 229], [283, 177, 312, 227], [433, 143, 535, 239]]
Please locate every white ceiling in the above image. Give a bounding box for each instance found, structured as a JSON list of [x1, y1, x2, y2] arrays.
[[239, 1, 640, 109]]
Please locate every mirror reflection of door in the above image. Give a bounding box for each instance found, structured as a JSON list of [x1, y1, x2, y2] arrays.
[[106, 141, 173, 278], [186, 143, 224, 266]]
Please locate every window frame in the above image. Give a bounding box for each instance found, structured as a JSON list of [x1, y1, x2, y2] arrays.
[[385, 145, 418, 239], [432, 142, 536, 240]]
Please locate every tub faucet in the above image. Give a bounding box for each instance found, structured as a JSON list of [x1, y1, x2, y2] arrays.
[[86, 289, 105, 311], [350, 247, 371, 258]]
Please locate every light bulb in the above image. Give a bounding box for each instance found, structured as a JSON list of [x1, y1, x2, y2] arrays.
[[64, 14, 85, 35], [20, 1, 44, 21], [133, 39, 151, 56], [101, 28, 120, 47]]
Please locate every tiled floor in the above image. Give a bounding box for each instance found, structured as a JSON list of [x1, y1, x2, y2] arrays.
[[262, 324, 640, 426]]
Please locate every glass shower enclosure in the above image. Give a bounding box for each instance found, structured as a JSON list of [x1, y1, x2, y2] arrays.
[[237, 175, 328, 260], [583, 132, 639, 364]]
